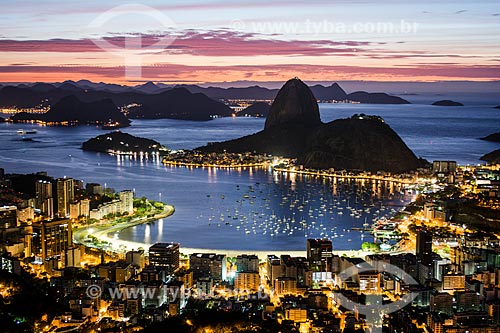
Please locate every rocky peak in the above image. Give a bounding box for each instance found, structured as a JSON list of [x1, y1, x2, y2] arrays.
[[264, 78, 321, 130]]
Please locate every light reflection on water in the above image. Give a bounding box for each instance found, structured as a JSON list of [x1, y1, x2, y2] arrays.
[[118, 162, 410, 250], [0, 103, 499, 250]]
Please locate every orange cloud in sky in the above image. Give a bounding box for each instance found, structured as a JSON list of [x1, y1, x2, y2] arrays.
[[0, 31, 498, 84]]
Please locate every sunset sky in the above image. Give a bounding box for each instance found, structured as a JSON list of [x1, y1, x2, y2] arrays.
[[1, 0, 499, 84]]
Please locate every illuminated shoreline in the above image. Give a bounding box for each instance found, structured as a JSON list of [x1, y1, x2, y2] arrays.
[[162, 160, 269, 169], [273, 167, 417, 185], [73, 203, 385, 258], [73, 204, 175, 252]]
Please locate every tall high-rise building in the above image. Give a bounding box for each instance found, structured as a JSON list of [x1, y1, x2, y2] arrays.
[[56, 178, 74, 218], [126, 249, 145, 269], [430, 292, 453, 315], [280, 255, 298, 280], [416, 230, 433, 266], [69, 202, 81, 219], [86, 183, 103, 195], [307, 238, 333, 272], [189, 253, 227, 281], [234, 271, 260, 292], [148, 242, 180, 274], [42, 198, 54, 219], [35, 180, 54, 218], [0, 206, 17, 229], [235, 254, 259, 273], [80, 199, 90, 218], [35, 180, 52, 208], [267, 255, 281, 283], [31, 219, 73, 261], [432, 161, 457, 173], [65, 246, 81, 268], [119, 190, 134, 215]]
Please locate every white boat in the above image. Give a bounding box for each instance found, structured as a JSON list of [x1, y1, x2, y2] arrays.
[[17, 129, 37, 135]]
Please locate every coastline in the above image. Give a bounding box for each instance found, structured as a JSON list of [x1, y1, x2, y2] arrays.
[[273, 167, 416, 185], [73, 204, 175, 252], [74, 198, 415, 259], [161, 159, 268, 169], [179, 248, 376, 261], [74, 204, 379, 259], [72, 167, 422, 259], [159, 157, 417, 187]]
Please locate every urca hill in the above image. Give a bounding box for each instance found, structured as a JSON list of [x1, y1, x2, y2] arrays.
[[198, 78, 424, 173]]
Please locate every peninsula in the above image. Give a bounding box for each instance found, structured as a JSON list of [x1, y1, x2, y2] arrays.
[[198, 78, 424, 173], [480, 149, 500, 164], [481, 132, 500, 143]]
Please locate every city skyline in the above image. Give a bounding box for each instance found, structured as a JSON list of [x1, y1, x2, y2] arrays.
[[0, 0, 499, 84]]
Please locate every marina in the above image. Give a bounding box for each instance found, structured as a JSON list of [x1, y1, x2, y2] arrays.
[[195, 175, 409, 241], [117, 167, 413, 251]]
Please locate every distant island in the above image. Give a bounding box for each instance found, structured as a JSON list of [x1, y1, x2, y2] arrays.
[[82, 131, 167, 154], [346, 91, 409, 104], [199, 78, 425, 173], [495, 105, 500, 109], [237, 102, 271, 117], [480, 132, 500, 143], [432, 100, 464, 106], [480, 149, 500, 164]]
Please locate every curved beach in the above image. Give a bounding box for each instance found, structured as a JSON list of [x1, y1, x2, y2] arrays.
[[73, 204, 175, 252]]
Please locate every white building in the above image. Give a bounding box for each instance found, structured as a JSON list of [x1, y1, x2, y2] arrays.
[[119, 190, 134, 214], [80, 199, 90, 218], [89, 191, 134, 220]]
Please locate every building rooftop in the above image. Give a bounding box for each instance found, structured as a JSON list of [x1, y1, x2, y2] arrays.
[[149, 242, 180, 250], [191, 253, 225, 260], [307, 238, 332, 246], [236, 254, 258, 260]]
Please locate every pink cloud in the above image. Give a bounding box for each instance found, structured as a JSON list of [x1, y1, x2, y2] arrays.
[[0, 63, 498, 81], [0, 30, 374, 57], [0, 38, 99, 52], [365, 53, 492, 60], [166, 30, 372, 56]]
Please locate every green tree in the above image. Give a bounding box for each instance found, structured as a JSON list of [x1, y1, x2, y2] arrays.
[[361, 242, 381, 252]]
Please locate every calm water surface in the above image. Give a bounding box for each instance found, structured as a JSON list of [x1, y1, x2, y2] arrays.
[[0, 104, 499, 250]]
